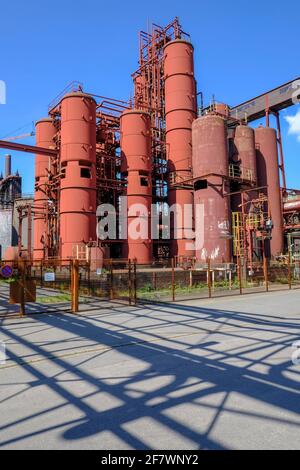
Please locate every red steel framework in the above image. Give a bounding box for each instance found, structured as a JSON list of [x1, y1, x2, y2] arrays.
[[132, 17, 192, 259], [2, 18, 300, 265]]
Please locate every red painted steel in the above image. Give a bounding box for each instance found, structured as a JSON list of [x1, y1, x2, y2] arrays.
[[120, 109, 152, 263], [255, 126, 284, 255], [214, 103, 230, 117], [164, 39, 197, 259], [60, 92, 98, 259], [192, 114, 231, 262], [284, 199, 300, 212], [234, 125, 257, 183], [34, 118, 56, 260]]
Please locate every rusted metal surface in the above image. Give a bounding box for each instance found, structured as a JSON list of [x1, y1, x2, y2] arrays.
[[120, 110, 152, 263], [192, 114, 231, 262], [255, 126, 284, 255], [33, 118, 56, 260], [0, 140, 57, 156], [60, 92, 98, 260], [284, 199, 300, 212], [164, 39, 197, 259], [234, 125, 257, 184], [229, 77, 300, 122]]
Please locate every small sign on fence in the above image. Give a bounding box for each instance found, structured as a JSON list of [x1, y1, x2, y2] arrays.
[[0, 265, 13, 278], [44, 272, 55, 282]]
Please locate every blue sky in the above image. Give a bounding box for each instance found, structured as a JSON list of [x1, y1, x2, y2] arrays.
[[0, 0, 300, 192]]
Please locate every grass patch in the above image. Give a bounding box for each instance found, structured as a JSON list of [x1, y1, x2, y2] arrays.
[[36, 293, 71, 304]]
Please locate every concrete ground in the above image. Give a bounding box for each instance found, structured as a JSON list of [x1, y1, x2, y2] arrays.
[[0, 289, 300, 449]]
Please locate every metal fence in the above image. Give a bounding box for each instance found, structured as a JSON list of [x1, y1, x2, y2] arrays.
[[0, 256, 299, 317]]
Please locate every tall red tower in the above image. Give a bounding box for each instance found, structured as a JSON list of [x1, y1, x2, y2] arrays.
[[192, 114, 231, 262], [34, 118, 56, 260], [255, 126, 284, 256], [120, 109, 152, 263], [59, 92, 97, 259], [163, 39, 197, 260]]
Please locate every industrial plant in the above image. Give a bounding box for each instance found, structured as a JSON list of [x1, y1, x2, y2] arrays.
[[1, 17, 300, 269]]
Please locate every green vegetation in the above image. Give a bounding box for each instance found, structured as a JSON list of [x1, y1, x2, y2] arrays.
[[36, 293, 71, 304]]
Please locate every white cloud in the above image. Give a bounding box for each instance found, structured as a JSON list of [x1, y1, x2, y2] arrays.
[[285, 109, 300, 142]]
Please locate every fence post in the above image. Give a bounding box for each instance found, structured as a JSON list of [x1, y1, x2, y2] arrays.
[[229, 270, 232, 290], [19, 259, 26, 316], [69, 261, 73, 293], [40, 260, 44, 288], [207, 258, 212, 298], [128, 259, 132, 305], [171, 258, 175, 301], [71, 259, 79, 313], [88, 262, 91, 296], [238, 257, 243, 295], [263, 251, 269, 292], [109, 259, 114, 300], [189, 270, 193, 288], [288, 250, 292, 290], [133, 261, 137, 305]]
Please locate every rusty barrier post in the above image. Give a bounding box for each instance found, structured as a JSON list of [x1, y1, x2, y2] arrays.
[[171, 258, 175, 301], [109, 259, 114, 300], [71, 260, 74, 312], [40, 260, 44, 288], [71, 259, 79, 313], [128, 260, 132, 305], [70, 260, 74, 297], [88, 262, 91, 296], [69, 261, 72, 293], [207, 258, 212, 298], [288, 250, 292, 290], [238, 257, 243, 295], [133, 261, 137, 305], [19, 260, 26, 316], [263, 252, 269, 292]]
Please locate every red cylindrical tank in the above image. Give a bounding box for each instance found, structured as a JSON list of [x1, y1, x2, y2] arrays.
[[164, 39, 197, 259], [234, 125, 257, 183], [192, 114, 231, 262], [255, 126, 284, 255], [34, 118, 56, 260], [59, 92, 97, 259], [120, 109, 152, 263]]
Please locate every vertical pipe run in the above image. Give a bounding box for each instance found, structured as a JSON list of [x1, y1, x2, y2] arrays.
[[34, 118, 56, 260]]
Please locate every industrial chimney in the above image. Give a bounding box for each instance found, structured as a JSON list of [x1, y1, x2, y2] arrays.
[[5, 154, 11, 178]]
